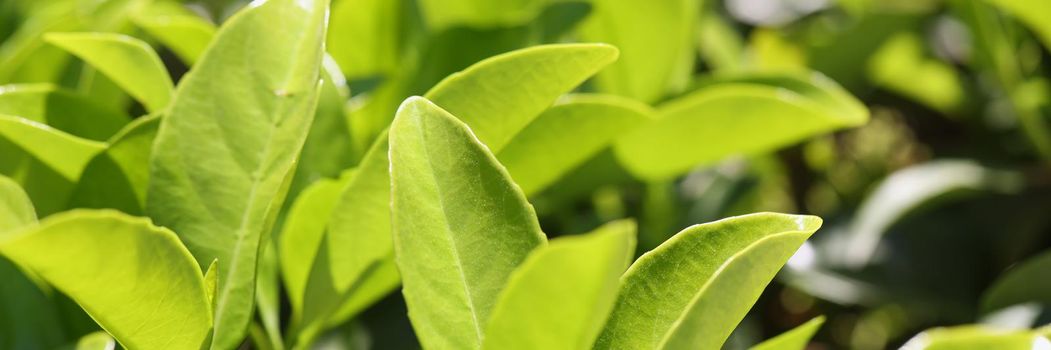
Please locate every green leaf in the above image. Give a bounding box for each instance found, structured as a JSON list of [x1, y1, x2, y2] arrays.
[[595, 213, 823, 350], [424, 43, 619, 152], [0, 174, 35, 230], [578, 0, 697, 102], [44, 32, 173, 112], [614, 72, 868, 180], [901, 326, 1049, 350], [867, 33, 966, 114], [750, 316, 826, 350], [983, 0, 1051, 51], [0, 83, 130, 141], [482, 220, 636, 350], [982, 250, 1051, 313], [0, 114, 105, 181], [288, 58, 358, 198], [497, 94, 652, 195], [132, 2, 216, 65], [71, 331, 116, 350], [327, 0, 402, 79], [0, 210, 213, 350], [144, 0, 329, 348], [417, 0, 547, 30], [389, 97, 547, 350], [838, 160, 1023, 268], [68, 115, 159, 215]]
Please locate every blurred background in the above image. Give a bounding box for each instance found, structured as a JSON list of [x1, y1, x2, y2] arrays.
[[3, 0, 1051, 348]]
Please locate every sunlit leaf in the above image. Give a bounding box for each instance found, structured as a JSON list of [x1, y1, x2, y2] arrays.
[[595, 213, 822, 349], [0, 83, 129, 141], [750, 316, 826, 350], [68, 115, 159, 215], [901, 326, 1049, 350], [0, 114, 105, 181], [389, 97, 547, 349], [132, 1, 216, 65]]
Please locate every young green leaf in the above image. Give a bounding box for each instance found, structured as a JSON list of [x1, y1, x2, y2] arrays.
[[595, 213, 823, 350], [0, 84, 129, 141], [424, 43, 619, 152], [132, 2, 216, 65], [482, 220, 636, 350], [328, 0, 402, 79], [981, 250, 1051, 314], [497, 94, 652, 195], [44, 33, 173, 112], [71, 331, 116, 350], [389, 97, 547, 349], [0, 114, 105, 181], [145, 0, 329, 348], [417, 0, 546, 30], [901, 326, 1049, 350], [68, 115, 159, 215], [750, 316, 826, 350], [614, 73, 868, 180], [578, 0, 697, 102], [0, 210, 213, 350], [0, 174, 35, 230]]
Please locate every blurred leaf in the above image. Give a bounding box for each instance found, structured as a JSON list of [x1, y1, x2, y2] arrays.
[[256, 238, 283, 350], [750, 316, 826, 350], [0, 114, 105, 181], [45, 33, 173, 112], [0, 174, 35, 230], [982, 250, 1051, 314], [425, 43, 619, 152], [0, 83, 129, 141], [697, 11, 745, 73], [614, 72, 868, 180], [0, 210, 213, 350], [748, 29, 807, 73], [482, 220, 636, 350], [901, 326, 1048, 350], [144, 0, 328, 347], [868, 33, 965, 114], [498, 94, 652, 195], [839, 160, 1024, 268], [983, 0, 1051, 50], [0, 2, 78, 83], [327, 0, 402, 79], [289, 57, 358, 198], [132, 2, 216, 65], [417, 0, 547, 30], [389, 97, 547, 349], [70, 332, 116, 350], [578, 0, 697, 102], [595, 213, 822, 349]]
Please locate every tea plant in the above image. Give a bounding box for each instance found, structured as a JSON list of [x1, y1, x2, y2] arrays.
[[1, 0, 1050, 349]]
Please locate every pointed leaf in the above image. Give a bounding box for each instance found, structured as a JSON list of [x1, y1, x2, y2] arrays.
[[614, 72, 868, 180], [482, 220, 636, 350], [389, 97, 547, 349], [750, 316, 826, 350], [45, 33, 173, 112], [145, 0, 329, 347], [497, 94, 652, 195], [0, 114, 105, 181], [595, 213, 822, 350], [69, 115, 159, 214], [132, 2, 216, 65], [0, 210, 213, 350], [0, 84, 129, 141], [424, 43, 619, 152]]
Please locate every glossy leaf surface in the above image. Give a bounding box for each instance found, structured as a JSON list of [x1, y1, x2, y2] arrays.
[[45, 33, 173, 112]]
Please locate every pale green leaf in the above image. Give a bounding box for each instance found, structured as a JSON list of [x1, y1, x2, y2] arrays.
[[0, 114, 105, 181], [68, 115, 159, 215], [578, 0, 697, 102], [144, 0, 329, 348], [389, 97, 547, 350], [327, 0, 401, 79], [132, 2, 216, 65], [901, 326, 1049, 350], [982, 250, 1051, 313], [482, 220, 636, 350], [0, 174, 35, 231], [0, 209, 213, 350], [614, 72, 868, 180], [0, 83, 129, 141], [72, 331, 116, 350], [750, 316, 826, 350], [983, 0, 1051, 51], [868, 33, 965, 114], [595, 213, 823, 350], [497, 94, 652, 195], [44, 32, 173, 112], [424, 43, 619, 152]]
